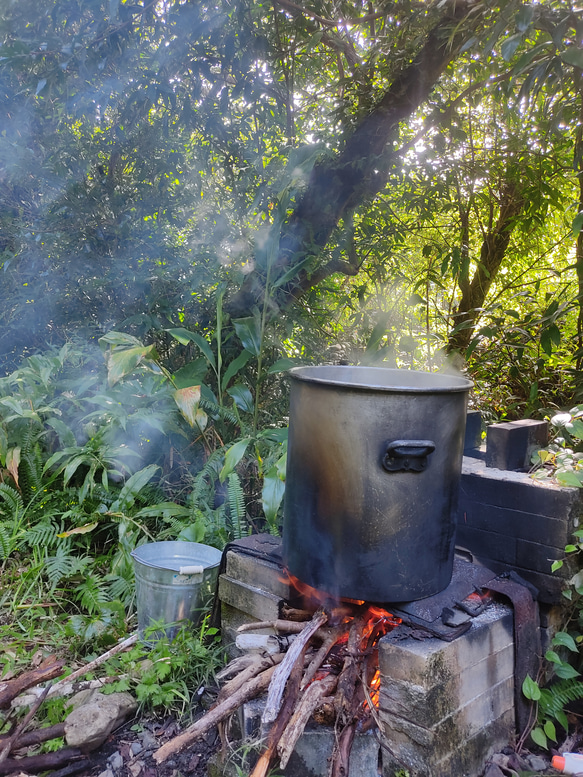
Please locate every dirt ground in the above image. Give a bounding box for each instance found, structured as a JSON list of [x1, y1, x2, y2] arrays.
[[85, 714, 222, 777]]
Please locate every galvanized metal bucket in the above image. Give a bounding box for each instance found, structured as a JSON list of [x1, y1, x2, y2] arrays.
[[131, 541, 222, 641], [282, 366, 473, 603]]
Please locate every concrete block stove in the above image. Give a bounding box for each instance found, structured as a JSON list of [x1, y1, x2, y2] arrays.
[[217, 535, 521, 777]]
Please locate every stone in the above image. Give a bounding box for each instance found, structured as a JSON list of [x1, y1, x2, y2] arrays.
[[523, 753, 550, 771], [107, 751, 124, 771], [64, 691, 138, 753]]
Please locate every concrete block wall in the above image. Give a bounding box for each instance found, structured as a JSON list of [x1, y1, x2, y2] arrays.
[[378, 606, 515, 777], [457, 457, 582, 604]]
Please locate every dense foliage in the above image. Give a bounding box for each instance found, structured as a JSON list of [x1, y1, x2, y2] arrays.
[[2, 0, 583, 735]]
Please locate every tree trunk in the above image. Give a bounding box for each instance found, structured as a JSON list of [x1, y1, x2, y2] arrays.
[[225, 0, 484, 318], [446, 179, 525, 354]]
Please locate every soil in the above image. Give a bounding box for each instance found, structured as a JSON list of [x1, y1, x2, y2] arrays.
[[83, 714, 222, 777]]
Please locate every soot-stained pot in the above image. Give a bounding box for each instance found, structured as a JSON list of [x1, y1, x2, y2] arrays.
[[282, 366, 473, 603]]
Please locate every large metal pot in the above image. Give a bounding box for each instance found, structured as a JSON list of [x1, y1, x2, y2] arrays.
[[282, 366, 473, 603]]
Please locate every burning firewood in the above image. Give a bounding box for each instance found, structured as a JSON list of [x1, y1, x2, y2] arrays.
[[277, 672, 338, 769], [261, 610, 328, 727], [155, 581, 400, 776]]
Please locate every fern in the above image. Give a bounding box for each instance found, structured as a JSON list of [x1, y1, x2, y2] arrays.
[[199, 398, 238, 427], [228, 472, 247, 540], [189, 450, 222, 509], [19, 432, 44, 505], [0, 483, 24, 518], [539, 679, 583, 720], [0, 522, 13, 559], [76, 575, 110, 614], [23, 519, 60, 551], [45, 547, 90, 589]]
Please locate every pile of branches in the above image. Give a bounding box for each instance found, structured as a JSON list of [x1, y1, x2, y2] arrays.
[[0, 634, 137, 776], [154, 603, 399, 776]]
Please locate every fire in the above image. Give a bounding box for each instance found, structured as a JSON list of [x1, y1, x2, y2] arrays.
[[282, 568, 402, 709]]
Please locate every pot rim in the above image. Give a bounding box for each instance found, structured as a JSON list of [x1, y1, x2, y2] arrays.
[[287, 365, 473, 393]]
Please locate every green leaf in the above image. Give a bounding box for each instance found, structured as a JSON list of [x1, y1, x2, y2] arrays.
[[233, 317, 262, 356], [554, 662, 580, 679], [99, 332, 143, 347], [501, 34, 522, 61], [267, 358, 302, 374], [556, 470, 583, 488], [227, 384, 254, 414], [552, 632, 579, 652], [543, 719, 557, 743], [272, 256, 313, 289], [167, 329, 216, 370], [262, 465, 285, 526], [221, 350, 253, 393], [117, 464, 160, 511], [106, 344, 158, 385], [515, 4, 534, 32], [545, 649, 561, 664], [530, 726, 547, 749], [551, 560, 564, 572], [219, 438, 252, 483], [573, 212, 583, 237], [522, 674, 541, 700], [561, 48, 583, 69], [173, 358, 208, 389]]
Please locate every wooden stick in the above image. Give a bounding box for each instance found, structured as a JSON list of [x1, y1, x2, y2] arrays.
[[153, 662, 281, 763], [237, 620, 308, 635], [215, 654, 259, 682], [217, 653, 284, 704], [51, 633, 138, 691], [250, 643, 306, 777], [12, 676, 119, 709], [0, 662, 64, 710], [334, 616, 365, 725], [261, 610, 328, 726], [235, 633, 295, 654], [329, 720, 357, 777], [280, 604, 313, 621], [0, 722, 65, 750], [0, 747, 85, 776], [301, 626, 344, 690], [0, 681, 53, 763], [278, 672, 338, 769]]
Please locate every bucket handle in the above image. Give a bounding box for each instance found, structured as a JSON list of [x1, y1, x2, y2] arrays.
[[179, 565, 204, 575], [382, 440, 435, 473]]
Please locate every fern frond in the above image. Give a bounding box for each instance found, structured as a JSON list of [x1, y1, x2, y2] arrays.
[[0, 483, 24, 517], [76, 575, 110, 614], [539, 679, 583, 719], [228, 473, 247, 540], [23, 519, 60, 550], [0, 522, 13, 559], [199, 398, 238, 427]]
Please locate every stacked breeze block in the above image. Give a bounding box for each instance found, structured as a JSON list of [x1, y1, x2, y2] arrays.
[[378, 605, 515, 777]]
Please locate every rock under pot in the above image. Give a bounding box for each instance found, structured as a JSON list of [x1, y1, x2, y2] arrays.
[[282, 366, 473, 603]]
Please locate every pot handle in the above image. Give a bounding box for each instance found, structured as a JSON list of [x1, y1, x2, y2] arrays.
[[382, 440, 435, 473]]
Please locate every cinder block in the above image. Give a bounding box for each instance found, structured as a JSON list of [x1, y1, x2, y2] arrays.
[[485, 419, 548, 471], [218, 574, 282, 623], [378, 607, 513, 686], [457, 500, 572, 548], [431, 709, 515, 777], [379, 678, 514, 768], [378, 643, 514, 728], [285, 727, 380, 777], [460, 457, 582, 522], [516, 538, 563, 573], [225, 550, 289, 599], [465, 410, 483, 453]]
